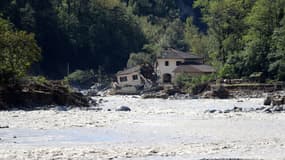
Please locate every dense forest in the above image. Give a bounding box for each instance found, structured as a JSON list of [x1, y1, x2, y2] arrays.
[[0, 0, 284, 81]]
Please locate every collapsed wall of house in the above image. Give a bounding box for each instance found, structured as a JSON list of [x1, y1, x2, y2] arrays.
[[112, 64, 157, 95]]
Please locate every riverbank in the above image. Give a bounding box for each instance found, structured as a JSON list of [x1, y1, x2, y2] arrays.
[[0, 96, 285, 159], [0, 78, 97, 110]]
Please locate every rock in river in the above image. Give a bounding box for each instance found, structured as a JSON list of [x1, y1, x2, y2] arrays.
[[264, 96, 272, 106], [116, 106, 131, 112]]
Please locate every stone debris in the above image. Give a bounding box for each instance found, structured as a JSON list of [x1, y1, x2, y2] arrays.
[[263, 93, 285, 106], [115, 106, 131, 112], [0, 126, 9, 129], [205, 105, 285, 114]]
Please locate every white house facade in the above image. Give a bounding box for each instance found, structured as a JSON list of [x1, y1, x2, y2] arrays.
[[155, 48, 213, 84]]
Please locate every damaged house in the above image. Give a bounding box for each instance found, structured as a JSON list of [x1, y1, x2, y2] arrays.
[[116, 66, 143, 87], [116, 48, 216, 87], [115, 65, 153, 94]]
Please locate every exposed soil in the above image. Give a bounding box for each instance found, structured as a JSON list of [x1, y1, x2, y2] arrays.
[[0, 79, 95, 110]]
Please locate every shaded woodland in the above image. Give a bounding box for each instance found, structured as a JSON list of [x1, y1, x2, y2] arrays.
[[0, 0, 284, 81]]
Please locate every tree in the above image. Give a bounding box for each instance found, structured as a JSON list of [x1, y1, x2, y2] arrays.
[[243, 0, 285, 77], [184, 17, 209, 58], [53, 0, 146, 75], [0, 18, 41, 80], [269, 15, 285, 80], [123, 0, 178, 18], [194, 0, 254, 65]]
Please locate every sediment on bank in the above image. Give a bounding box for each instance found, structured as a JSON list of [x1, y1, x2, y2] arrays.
[[0, 78, 96, 110]]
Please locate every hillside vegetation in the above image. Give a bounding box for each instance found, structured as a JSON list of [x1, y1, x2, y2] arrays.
[[0, 0, 284, 81]]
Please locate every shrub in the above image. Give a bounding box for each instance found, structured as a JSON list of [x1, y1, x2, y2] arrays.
[[175, 73, 215, 93], [65, 69, 111, 89], [65, 70, 96, 89], [219, 64, 236, 79]]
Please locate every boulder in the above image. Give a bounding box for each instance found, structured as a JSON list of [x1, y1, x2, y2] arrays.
[[264, 96, 272, 105], [164, 88, 181, 96], [116, 106, 131, 112], [205, 109, 219, 113], [233, 106, 243, 112], [271, 94, 285, 106], [237, 99, 244, 103], [243, 107, 255, 112], [201, 91, 213, 99], [204, 109, 223, 114], [272, 98, 283, 106], [54, 106, 68, 111], [142, 92, 168, 99], [223, 109, 232, 113], [212, 86, 230, 99], [272, 106, 284, 112], [202, 86, 230, 99], [0, 126, 9, 129], [169, 93, 192, 100], [88, 98, 97, 106], [255, 106, 266, 111]]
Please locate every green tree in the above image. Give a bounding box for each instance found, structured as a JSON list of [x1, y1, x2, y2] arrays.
[[269, 16, 285, 80], [194, 0, 254, 65], [184, 17, 209, 58], [54, 0, 146, 74], [0, 18, 41, 80], [123, 0, 178, 18], [243, 0, 285, 77]]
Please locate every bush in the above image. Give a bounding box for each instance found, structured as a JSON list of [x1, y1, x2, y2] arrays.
[[127, 52, 153, 68], [65, 69, 111, 89], [175, 73, 193, 89], [65, 70, 96, 89], [219, 64, 236, 79], [30, 76, 48, 84], [175, 73, 216, 93]]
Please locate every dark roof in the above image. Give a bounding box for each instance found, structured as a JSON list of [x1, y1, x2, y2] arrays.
[[173, 65, 216, 73], [117, 66, 141, 76], [158, 48, 203, 59]]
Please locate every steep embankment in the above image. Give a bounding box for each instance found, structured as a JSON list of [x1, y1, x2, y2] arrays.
[[0, 79, 95, 110]]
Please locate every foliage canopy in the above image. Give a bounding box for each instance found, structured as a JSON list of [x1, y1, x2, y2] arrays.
[[0, 17, 41, 81]]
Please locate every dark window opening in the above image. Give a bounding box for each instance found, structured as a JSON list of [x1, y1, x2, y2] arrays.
[[119, 76, 128, 82], [176, 61, 182, 66], [132, 75, 138, 80], [165, 61, 169, 66]]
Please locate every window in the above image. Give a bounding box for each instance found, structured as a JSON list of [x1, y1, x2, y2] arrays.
[[119, 76, 128, 82], [132, 75, 138, 80], [165, 61, 169, 66], [176, 61, 182, 66]]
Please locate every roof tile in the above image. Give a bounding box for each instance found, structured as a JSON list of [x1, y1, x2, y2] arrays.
[[159, 48, 203, 59], [117, 66, 141, 75]]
